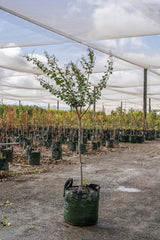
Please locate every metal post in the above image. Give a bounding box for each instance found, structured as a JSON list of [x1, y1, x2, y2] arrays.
[[121, 102, 123, 111], [57, 100, 59, 110], [93, 86, 96, 117], [48, 103, 50, 109], [149, 98, 151, 113], [143, 69, 147, 130], [19, 100, 21, 106]]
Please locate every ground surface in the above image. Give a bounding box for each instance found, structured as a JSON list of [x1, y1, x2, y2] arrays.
[[0, 139, 160, 240]]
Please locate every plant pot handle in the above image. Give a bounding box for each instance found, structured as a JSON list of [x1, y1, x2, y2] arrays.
[[63, 178, 73, 196], [87, 184, 100, 202]]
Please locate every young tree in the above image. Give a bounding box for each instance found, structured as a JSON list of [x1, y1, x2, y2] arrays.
[[26, 48, 113, 186]]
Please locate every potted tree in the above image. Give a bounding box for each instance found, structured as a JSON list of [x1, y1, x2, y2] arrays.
[[27, 48, 113, 226]]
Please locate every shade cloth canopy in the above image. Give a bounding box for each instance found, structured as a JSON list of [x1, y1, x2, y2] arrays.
[[0, 0, 160, 112]]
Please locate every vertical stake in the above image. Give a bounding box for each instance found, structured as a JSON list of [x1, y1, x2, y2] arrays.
[[143, 69, 147, 130]]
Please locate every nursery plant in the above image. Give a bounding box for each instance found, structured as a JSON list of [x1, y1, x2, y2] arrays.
[[27, 48, 113, 225]]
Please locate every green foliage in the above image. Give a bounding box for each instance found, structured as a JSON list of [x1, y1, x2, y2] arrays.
[[27, 48, 113, 185], [26, 48, 113, 119], [0, 104, 8, 116], [149, 110, 157, 119], [0, 104, 160, 130]]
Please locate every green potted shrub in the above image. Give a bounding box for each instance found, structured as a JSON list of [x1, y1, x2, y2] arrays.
[[27, 48, 113, 226]]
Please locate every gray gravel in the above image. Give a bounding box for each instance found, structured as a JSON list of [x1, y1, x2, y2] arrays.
[[0, 139, 160, 240]]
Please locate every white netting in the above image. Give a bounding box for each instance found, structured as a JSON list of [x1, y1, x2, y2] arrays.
[[0, 0, 160, 112]]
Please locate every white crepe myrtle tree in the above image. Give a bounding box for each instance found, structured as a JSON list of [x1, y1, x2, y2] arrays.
[[27, 48, 113, 186]]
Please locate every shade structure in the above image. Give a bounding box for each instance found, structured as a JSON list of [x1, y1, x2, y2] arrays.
[[0, 0, 160, 112]]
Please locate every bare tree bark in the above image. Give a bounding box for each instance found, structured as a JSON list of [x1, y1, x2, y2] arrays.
[[78, 117, 83, 186]]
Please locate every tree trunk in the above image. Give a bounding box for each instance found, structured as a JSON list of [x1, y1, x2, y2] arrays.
[[78, 117, 83, 186]]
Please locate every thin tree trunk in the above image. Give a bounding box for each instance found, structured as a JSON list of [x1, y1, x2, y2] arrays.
[[78, 117, 83, 186]]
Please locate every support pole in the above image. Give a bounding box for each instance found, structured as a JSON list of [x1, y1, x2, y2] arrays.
[[93, 87, 96, 117], [48, 103, 50, 109], [149, 98, 151, 113], [19, 100, 21, 106], [121, 102, 123, 112], [143, 69, 147, 130], [57, 100, 59, 110]]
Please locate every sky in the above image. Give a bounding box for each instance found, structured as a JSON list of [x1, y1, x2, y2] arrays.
[[0, 0, 160, 112]]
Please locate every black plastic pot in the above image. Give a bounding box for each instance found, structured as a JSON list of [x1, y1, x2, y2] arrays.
[[144, 131, 155, 141], [76, 143, 87, 154], [114, 138, 119, 145], [97, 141, 100, 148], [92, 141, 98, 150], [2, 149, 13, 162], [64, 179, 100, 226], [52, 149, 62, 160], [52, 148, 62, 160], [129, 135, 137, 143], [52, 141, 62, 160], [119, 135, 129, 142], [106, 139, 114, 148], [137, 135, 144, 143], [83, 135, 88, 144], [0, 158, 9, 171], [28, 151, 41, 165], [67, 141, 77, 151]]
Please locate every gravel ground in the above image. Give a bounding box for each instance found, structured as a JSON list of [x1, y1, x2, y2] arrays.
[[0, 139, 160, 240]]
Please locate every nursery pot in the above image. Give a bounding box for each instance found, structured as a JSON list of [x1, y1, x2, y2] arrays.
[[114, 138, 119, 145], [92, 141, 98, 150], [2, 149, 13, 162], [67, 141, 77, 151], [52, 149, 62, 160], [52, 141, 62, 160], [137, 135, 144, 143], [83, 135, 88, 144], [0, 158, 9, 171], [63, 179, 100, 226], [129, 135, 137, 143], [76, 143, 87, 154], [106, 139, 114, 148], [119, 135, 129, 142], [28, 151, 41, 165]]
